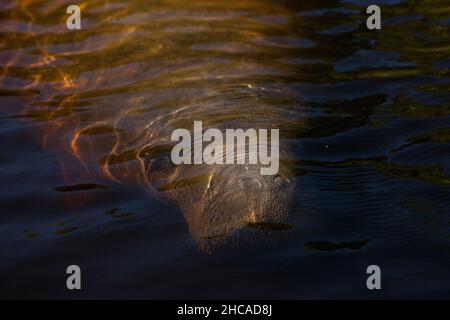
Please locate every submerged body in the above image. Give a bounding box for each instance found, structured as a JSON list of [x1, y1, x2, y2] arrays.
[[1, 0, 303, 250]]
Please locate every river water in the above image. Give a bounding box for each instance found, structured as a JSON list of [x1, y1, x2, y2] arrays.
[[0, 0, 449, 298]]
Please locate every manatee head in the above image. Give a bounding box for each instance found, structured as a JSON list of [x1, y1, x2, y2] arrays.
[[164, 160, 296, 252]]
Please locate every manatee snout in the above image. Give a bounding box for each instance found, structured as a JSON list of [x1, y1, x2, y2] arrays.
[[173, 163, 296, 251]]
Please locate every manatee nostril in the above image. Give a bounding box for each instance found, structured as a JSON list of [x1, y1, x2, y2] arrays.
[[239, 177, 262, 190], [273, 174, 290, 187]]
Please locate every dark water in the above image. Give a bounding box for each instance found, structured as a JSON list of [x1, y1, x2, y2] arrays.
[[1, 0, 449, 299]]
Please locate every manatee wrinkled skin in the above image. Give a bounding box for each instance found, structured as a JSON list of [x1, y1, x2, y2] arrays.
[[153, 148, 296, 250]]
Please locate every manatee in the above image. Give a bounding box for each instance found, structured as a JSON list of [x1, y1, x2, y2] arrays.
[[1, 0, 303, 251], [154, 138, 297, 250]]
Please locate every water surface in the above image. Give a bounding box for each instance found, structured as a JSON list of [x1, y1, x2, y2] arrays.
[[0, 0, 449, 299]]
